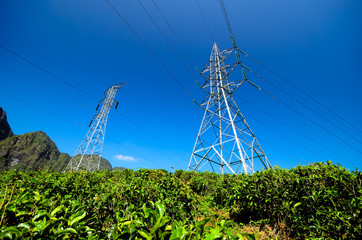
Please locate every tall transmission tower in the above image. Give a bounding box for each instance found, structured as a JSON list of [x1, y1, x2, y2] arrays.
[[188, 43, 271, 174], [65, 83, 124, 172]]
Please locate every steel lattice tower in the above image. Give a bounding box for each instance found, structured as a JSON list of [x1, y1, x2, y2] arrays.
[[65, 83, 124, 172], [188, 43, 271, 174]]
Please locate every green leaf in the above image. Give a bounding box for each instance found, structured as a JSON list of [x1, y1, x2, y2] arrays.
[[57, 228, 77, 235], [69, 211, 86, 226], [0, 226, 21, 238], [51, 205, 63, 217], [294, 202, 302, 208], [34, 217, 48, 232], [137, 230, 149, 239], [195, 218, 210, 236], [156, 202, 166, 218], [33, 191, 41, 201], [17, 223, 31, 231], [33, 211, 50, 221], [0, 232, 13, 239], [15, 211, 29, 217]]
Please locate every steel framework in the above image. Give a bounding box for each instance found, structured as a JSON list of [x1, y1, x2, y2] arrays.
[[65, 83, 124, 172], [188, 43, 271, 174]]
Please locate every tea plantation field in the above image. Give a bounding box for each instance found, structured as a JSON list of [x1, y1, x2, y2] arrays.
[[0, 161, 361, 239]]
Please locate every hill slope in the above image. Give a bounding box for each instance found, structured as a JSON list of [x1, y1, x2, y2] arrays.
[[0, 107, 115, 172], [0, 131, 71, 172]]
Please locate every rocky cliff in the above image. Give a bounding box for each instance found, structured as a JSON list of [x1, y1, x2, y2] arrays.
[[0, 107, 13, 141], [0, 107, 114, 172]]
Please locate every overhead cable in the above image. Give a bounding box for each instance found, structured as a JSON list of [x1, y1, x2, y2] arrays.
[[236, 95, 348, 161], [152, 0, 198, 68], [218, 0, 235, 46], [104, 0, 196, 104], [246, 65, 362, 147], [0, 44, 97, 102], [195, 0, 215, 42], [242, 51, 362, 135], [136, 0, 198, 84], [245, 113, 327, 161]]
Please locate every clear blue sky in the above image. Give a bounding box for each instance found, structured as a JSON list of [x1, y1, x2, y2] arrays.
[[1, 0, 361, 172]]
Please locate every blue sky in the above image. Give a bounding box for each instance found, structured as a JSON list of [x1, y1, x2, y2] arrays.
[[1, 0, 361, 172]]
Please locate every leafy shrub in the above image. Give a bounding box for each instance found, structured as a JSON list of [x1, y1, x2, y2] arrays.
[[0, 162, 360, 239]]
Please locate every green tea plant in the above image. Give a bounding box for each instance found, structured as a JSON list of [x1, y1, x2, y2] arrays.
[[0, 162, 360, 239]]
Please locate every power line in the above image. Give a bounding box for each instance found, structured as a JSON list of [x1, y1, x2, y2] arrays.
[[152, 0, 198, 68], [218, 0, 235, 46], [240, 50, 362, 135], [0, 62, 92, 110], [244, 111, 335, 161], [0, 90, 82, 128], [194, 0, 215, 42], [244, 61, 362, 146], [275, 94, 361, 155], [0, 44, 97, 102], [257, 136, 310, 165], [244, 67, 362, 154], [236, 95, 348, 161], [104, 0, 196, 104], [108, 0, 318, 170], [136, 0, 198, 85]]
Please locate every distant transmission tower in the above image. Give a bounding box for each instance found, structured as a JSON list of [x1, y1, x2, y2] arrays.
[[188, 43, 271, 174], [65, 83, 124, 172]]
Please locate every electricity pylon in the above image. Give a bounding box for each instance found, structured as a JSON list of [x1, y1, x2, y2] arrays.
[[188, 43, 271, 174], [65, 83, 124, 172]]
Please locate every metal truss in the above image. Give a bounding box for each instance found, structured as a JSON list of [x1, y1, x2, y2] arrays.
[[188, 43, 271, 174], [65, 83, 124, 172]]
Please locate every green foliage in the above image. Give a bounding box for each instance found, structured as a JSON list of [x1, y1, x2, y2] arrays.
[[0, 169, 200, 239], [176, 161, 362, 239], [0, 162, 360, 239]]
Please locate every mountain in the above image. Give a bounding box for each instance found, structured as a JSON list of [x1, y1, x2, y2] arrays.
[[0, 131, 71, 171], [0, 107, 117, 172], [0, 108, 13, 140]]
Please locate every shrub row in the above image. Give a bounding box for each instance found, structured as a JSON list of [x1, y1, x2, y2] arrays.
[[175, 161, 362, 238], [0, 161, 361, 239]]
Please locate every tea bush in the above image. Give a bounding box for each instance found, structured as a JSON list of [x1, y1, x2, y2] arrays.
[[0, 162, 360, 239]]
